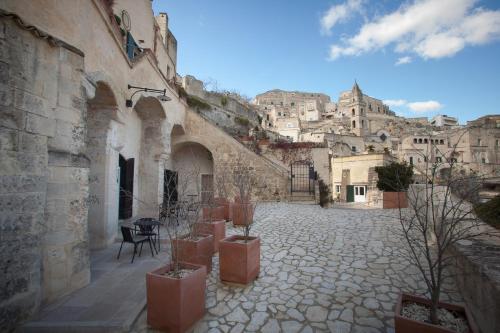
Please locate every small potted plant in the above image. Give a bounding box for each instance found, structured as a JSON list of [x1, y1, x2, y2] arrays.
[[195, 197, 226, 253], [146, 169, 208, 332], [214, 163, 232, 222], [219, 157, 260, 284], [375, 161, 412, 209], [172, 200, 213, 272], [392, 138, 486, 333]]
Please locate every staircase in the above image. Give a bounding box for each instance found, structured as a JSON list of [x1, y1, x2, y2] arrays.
[[289, 191, 317, 204]]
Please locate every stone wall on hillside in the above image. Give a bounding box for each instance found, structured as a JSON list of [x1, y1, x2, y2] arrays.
[[173, 109, 290, 201]]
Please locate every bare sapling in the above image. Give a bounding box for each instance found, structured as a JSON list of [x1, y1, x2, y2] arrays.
[[159, 151, 203, 277], [231, 155, 257, 242], [394, 128, 498, 325]]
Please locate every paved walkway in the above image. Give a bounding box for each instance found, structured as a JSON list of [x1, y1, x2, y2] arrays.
[[133, 203, 462, 333], [22, 239, 169, 332]]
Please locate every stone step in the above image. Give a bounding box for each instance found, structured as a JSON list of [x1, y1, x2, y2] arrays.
[[289, 193, 316, 203]]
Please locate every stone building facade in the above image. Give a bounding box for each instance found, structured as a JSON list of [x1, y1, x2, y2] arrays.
[[0, 1, 186, 328], [331, 153, 394, 206], [0, 1, 290, 330]]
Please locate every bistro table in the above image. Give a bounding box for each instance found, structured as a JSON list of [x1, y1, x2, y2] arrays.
[[133, 218, 161, 253]]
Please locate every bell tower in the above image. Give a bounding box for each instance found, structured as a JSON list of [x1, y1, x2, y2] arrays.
[[349, 81, 367, 136]]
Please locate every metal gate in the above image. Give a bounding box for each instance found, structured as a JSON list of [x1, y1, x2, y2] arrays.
[[290, 161, 316, 194]]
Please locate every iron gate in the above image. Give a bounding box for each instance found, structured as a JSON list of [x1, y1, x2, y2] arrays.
[[290, 161, 316, 194]]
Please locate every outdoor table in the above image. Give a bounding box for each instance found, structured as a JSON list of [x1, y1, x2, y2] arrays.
[[133, 218, 161, 253]]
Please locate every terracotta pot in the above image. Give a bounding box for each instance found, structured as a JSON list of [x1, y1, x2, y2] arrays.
[[194, 220, 226, 253], [232, 202, 254, 226], [383, 191, 408, 209], [214, 197, 231, 221], [395, 293, 478, 333], [146, 263, 206, 333], [172, 234, 213, 273], [219, 235, 260, 284], [202, 205, 225, 221]]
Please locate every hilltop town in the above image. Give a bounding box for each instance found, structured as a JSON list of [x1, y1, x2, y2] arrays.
[[182, 75, 500, 203]]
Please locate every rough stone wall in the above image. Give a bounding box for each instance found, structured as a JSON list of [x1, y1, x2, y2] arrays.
[[261, 146, 330, 190], [450, 237, 500, 333], [174, 110, 289, 201], [0, 17, 90, 331]]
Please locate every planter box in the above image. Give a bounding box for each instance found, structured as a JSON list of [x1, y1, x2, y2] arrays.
[[202, 205, 225, 221], [146, 263, 206, 333], [232, 202, 254, 226], [219, 235, 260, 284], [214, 197, 231, 221], [395, 293, 478, 333], [194, 220, 226, 253], [383, 191, 408, 209], [172, 234, 213, 273]]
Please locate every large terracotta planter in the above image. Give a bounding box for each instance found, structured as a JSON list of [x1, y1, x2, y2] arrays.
[[172, 234, 213, 273], [395, 293, 478, 333], [146, 263, 206, 333], [194, 220, 226, 253], [232, 202, 254, 226], [202, 205, 225, 221], [383, 191, 408, 209], [214, 197, 231, 221], [219, 235, 260, 284]]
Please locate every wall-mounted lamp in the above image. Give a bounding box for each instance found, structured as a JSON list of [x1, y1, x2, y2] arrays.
[[126, 84, 171, 107]]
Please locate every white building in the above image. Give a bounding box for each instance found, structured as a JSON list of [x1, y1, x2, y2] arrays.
[[431, 115, 459, 127]]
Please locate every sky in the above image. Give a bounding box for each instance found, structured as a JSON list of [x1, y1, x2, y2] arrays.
[[152, 0, 500, 123]]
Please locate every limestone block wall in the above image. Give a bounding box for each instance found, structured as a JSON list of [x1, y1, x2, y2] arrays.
[[174, 110, 290, 201], [0, 17, 90, 331]]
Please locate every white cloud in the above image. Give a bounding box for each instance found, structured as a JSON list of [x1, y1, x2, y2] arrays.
[[383, 99, 407, 106], [327, 0, 500, 60], [383, 99, 444, 113], [395, 56, 412, 65], [320, 0, 364, 35], [407, 100, 443, 112]]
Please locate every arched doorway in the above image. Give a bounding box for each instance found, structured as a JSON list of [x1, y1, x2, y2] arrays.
[[171, 141, 214, 204]]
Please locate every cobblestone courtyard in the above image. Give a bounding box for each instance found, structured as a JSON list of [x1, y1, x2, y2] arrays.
[[134, 202, 462, 333]]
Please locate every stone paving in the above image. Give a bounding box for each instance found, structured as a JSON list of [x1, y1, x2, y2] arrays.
[[133, 202, 463, 333]]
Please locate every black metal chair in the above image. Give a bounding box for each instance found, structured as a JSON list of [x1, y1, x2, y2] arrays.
[[134, 218, 160, 254], [117, 226, 154, 263]]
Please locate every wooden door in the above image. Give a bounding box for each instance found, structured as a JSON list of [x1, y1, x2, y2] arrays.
[[346, 185, 354, 203], [201, 174, 214, 204], [119, 155, 134, 219]]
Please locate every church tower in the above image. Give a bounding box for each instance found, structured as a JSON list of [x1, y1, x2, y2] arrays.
[[349, 81, 367, 137]]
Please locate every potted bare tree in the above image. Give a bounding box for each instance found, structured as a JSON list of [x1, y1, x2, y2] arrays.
[[146, 163, 211, 332], [219, 157, 260, 284], [375, 161, 412, 209], [195, 195, 226, 253], [146, 160, 213, 332], [392, 134, 487, 333], [169, 165, 213, 272], [213, 163, 232, 222]]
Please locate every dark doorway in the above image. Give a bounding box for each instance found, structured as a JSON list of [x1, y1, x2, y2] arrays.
[[119, 155, 134, 219], [290, 161, 316, 194], [163, 169, 178, 206]]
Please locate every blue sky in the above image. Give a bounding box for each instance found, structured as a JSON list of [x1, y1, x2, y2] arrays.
[[153, 0, 500, 123]]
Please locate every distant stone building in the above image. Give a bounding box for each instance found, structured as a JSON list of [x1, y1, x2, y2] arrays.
[[331, 153, 395, 206], [431, 114, 459, 127]]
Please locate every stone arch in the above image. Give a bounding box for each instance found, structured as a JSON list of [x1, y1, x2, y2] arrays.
[[86, 80, 121, 250], [133, 96, 170, 217], [171, 140, 214, 203]]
